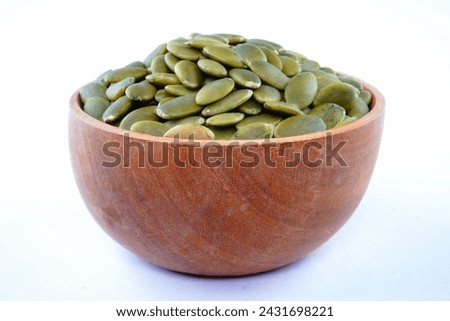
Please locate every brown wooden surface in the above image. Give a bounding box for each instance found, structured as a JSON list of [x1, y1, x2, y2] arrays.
[[69, 77, 385, 276]]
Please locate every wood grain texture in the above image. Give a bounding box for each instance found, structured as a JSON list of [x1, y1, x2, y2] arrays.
[[69, 75, 385, 276]]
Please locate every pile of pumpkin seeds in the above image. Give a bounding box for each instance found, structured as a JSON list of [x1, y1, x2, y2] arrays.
[[79, 33, 371, 140]]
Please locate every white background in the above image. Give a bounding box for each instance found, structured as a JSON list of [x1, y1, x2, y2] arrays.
[[1, 0, 449, 300]]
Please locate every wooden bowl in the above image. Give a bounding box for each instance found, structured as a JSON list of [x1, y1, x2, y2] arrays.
[[69, 75, 384, 276]]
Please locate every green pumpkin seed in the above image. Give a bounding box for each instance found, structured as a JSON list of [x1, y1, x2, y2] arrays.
[[164, 53, 180, 72], [335, 115, 358, 127], [346, 97, 369, 118], [308, 103, 346, 129], [119, 106, 159, 130], [106, 77, 135, 101], [195, 77, 235, 105], [167, 40, 203, 61], [202, 45, 246, 68], [309, 69, 340, 90], [232, 122, 274, 140], [338, 76, 363, 91], [174, 60, 203, 89], [83, 97, 110, 120], [278, 49, 307, 63], [359, 89, 372, 106], [143, 43, 167, 68], [150, 55, 170, 74], [125, 81, 157, 101], [164, 116, 205, 128], [154, 89, 174, 102], [285, 72, 318, 109], [235, 43, 267, 64], [201, 89, 253, 116], [208, 126, 236, 140], [228, 68, 261, 89], [197, 59, 227, 78], [259, 46, 283, 70], [214, 33, 246, 44], [274, 115, 326, 138], [280, 56, 301, 76], [146, 73, 181, 86], [237, 98, 263, 115], [253, 85, 281, 104], [247, 39, 279, 51], [264, 101, 303, 116], [164, 124, 215, 140], [205, 112, 245, 127], [130, 120, 170, 137], [319, 67, 336, 75], [164, 84, 198, 96], [185, 35, 229, 48], [235, 113, 282, 130], [95, 70, 112, 86], [103, 67, 148, 83], [313, 82, 360, 108], [126, 61, 145, 68], [300, 59, 320, 71], [102, 96, 132, 123], [155, 93, 202, 119], [248, 60, 289, 90], [80, 82, 107, 103]]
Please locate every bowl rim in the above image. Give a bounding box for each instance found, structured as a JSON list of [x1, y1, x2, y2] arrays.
[[70, 72, 385, 146]]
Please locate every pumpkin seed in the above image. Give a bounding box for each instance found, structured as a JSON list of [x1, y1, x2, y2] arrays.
[[215, 33, 246, 44], [103, 67, 148, 83], [253, 85, 281, 104], [285, 72, 318, 109], [232, 122, 274, 140], [201, 89, 253, 116], [125, 81, 157, 101], [164, 123, 215, 140], [248, 60, 289, 90], [164, 53, 180, 72], [300, 59, 320, 71], [119, 106, 159, 130], [126, 61, 145, 68], [174, 60, 203, 89], [237, 98, 263, 115], [338, 75, 363, 91], [202, 45, 246, 68], [149, 55, 170, 74], [228, 68, 261, 89], [309, 69, 340, 90], [195, 77, 235, 105], [278, 49, 307, 63], [106, 77, 135, 101], [146, 73, 181, 87], [280, 56, 301, 76], [80, 82, 107, 103], [235, 113, 282, 130], [335, 115, 358, 127], [167, 40, 203, 61], [319, 67, 336, 75], [83, 97, 110, 120], [197, 59, 228, 77], [205, 112, 245, 127], [155, 93, 202, 119], [264, 101, 303, 116], [235, 43, 267, 64], [164, 84, 198, 96], [259, 46, 283, 70], [143, 43, 167, 68], [102, 96, 132, 123], [274, 115, 326, 137], [247, 39, 279, 51], [308, 103, 346, 129], [164, 116, 205, 128], [359, 89, 372, 106], [208, 126, 236, 140], [185, 35, 229, 48], [313, 82, 360, 108], [154, 89, 174, 102], [130, 120, 170, 137], [346, 97, 369, 118]]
